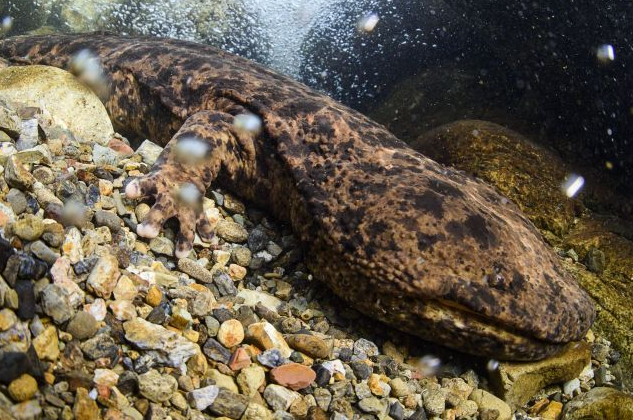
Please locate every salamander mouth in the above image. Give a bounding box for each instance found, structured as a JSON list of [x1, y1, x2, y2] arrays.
[[352, 289, 569, 361]]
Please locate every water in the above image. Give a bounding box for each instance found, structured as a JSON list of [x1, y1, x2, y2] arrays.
[[0, 2, 630, 209], [1, 0, 633, 393]]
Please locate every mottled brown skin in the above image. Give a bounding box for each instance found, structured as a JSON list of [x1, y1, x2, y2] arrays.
[[0, 33, 595, 360]]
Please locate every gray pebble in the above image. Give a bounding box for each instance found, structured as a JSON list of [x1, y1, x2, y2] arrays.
[[7, 188, 27, 214], [66, 311, 99, 340], [40, 284, 74, 324], [94, 210, 122, 233]]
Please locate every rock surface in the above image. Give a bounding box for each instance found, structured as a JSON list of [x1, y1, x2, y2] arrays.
[[490, 341, 591, 410], [562, 387, 633, 420], [0, 65, 114, 144]]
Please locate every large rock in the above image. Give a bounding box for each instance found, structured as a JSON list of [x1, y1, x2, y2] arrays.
[[562, 387, 633, 420], [410, 120, 579, 235], [0, 65, 114, 144], [489, 341, 591, 410]]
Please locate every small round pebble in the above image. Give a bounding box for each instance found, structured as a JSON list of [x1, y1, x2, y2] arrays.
[[8, 374, 38, 402], [217, 319, 245, 348]]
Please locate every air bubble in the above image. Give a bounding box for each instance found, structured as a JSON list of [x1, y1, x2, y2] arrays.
[[414, 355, 441, 377], [596, 44, 615, 62], [178, 183, 201, 206], [561, 174, 585, 198], [1, 16, 12, 33], [357, 12, 379, 33], [233, 113, 262, 135], [487, 359, 499, 371], [174, 137, 209, 163]]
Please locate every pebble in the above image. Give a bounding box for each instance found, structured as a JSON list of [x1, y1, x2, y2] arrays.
[[216, 219, 248, 243], [40, 284, 74, 324], [138, 369, 177, 403], [113, 275, 138, 302], [94, 210, 122, 232], [145, 285, 162, 307], [217, 319, 245, 348], [246, 321, 292, 358], [84, 298, 107, 321], [93, 144, 121, 166], [8, 373, 38, 402], [86, 253, 120, 299], [136, 140, 163, 165], [236, 364, 266, 396], [81, 333, 119, 361], [563, 378, 581, 396], [469, 390, 512, 420], [231, 246, 252, 266], [187, 385, 219, 411], [203, 337, 232, 364], [14, 280, 36, 320], [263, 384, 301, 412], [423, 388, 446, 416], [66, 311, 99, 340], [7, 188, 27, 214], [73, 387, 100, 420], [124, 318, 198, 369], [228, 263, 247, 280], [12, 214, 44, 241], [62, 227, 83, 263], [270, 363, 317, 390], [285, 333, 332, 359], [109, 299, 137, 321], [149, 236, 174, 256], [257, 348, 288, 368], [177, 258, 214, 283], [29, 240, 59, 265], [247, 227, 269, 252], [214, 270, 238, 296], [5, 154, 36, 190]]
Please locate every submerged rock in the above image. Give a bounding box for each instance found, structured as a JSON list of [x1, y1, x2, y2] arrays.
[[0, 65, 114, 144], [489, 341, 591, 410], [411, 120, 579, 235], [562, 387, 633, 420]]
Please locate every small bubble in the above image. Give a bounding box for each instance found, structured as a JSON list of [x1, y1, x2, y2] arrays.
[[414, 355, 441, 377], [178, 183, 201, 206], [70, 49, 108, 96], [596, 44, 615, 63], [233, 113, 262, 135], [357, 12, 379, 33], [472, 129, 480, 137], [1, 16, 12, 32], [561, 174, 585, 198], [174, 137, 209, 163], [487, 359, 499, 371], [62, 200, 87, 225]]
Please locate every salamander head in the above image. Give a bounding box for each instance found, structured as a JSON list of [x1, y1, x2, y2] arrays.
[[322, 151, 595, 360]]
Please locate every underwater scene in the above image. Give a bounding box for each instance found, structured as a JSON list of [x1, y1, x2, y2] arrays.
[[0, 0, 632, 419]]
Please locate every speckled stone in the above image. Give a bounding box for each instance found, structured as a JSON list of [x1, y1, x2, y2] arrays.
[[8, 373, 38, 402], [138, 369, 178, 403]]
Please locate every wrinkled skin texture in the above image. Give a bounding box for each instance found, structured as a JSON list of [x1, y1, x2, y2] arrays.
[[0, 34, 595, 360]]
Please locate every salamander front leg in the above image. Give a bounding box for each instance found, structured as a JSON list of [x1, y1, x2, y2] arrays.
[[125, 110, 252, 258]]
